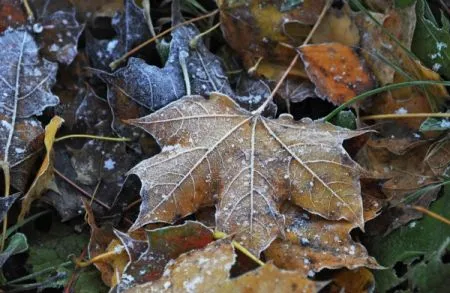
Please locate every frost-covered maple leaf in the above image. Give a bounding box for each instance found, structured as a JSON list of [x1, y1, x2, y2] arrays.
[[127, 93, 366, 255]]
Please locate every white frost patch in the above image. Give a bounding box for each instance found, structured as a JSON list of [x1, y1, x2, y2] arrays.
[[113, 245, 124, 254], [162, 144, 182, 152], [121, 273, 134, 286], [14, 147, 25, 154], [107, 39, 119, 54], [1, 120, 12, 130], [433, 63, 442, 72], [183, 276, 204, 293], [409, 221, 417, 228], [103, 158, 116, 170], [394, 107, 408, 115], [440, 119, 450, 128], [437, 42, 448, 51], [49, 43, 60, 52]]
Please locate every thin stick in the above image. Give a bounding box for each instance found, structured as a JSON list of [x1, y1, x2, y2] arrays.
[[55, 134, 130, 143], [190, 21, 221, 49], [124, 198, 141, 212], [412, 205, 450, 226], [0, 162, 10, 251], [22, 0, 34, 21], [54, 169, 111, 210], [110, 9, 219, 70], [252, 0, 332, 115], [361, 113, 450, 120], [213, 231, 265, 266], [323, 80, 450, 122]]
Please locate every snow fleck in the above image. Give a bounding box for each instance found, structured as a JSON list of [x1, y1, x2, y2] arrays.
[[437, 42, 447, 51], [33, 23, 43, 33], [440, 119, 450, 128], [49, 43, 60, 52], [183, 276, 203, 293], [307, 270, 315, 277], [113, 245, 124, 254], [433, 63, 442, 72], [163, 281, 171, 289], [14, 147, 25, 154], [121, 273, 134, 285], [409, 221, 417, 228], [394, 107, 408, 115], [303, 258, 310, 264], [106, 39, 119, 54], [103, 158, 116, 170], [300, 237, 310, 245], [1, 120, 12, 130], [349, 245, 356, 255]]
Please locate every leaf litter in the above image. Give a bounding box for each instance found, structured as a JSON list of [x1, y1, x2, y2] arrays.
[[1, 0, 450, 292]]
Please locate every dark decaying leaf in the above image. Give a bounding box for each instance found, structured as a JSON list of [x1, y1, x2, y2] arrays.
[[0, 233, 28, 267], [96, 24, 233, 140], [0, 0, 27, 33], [0, 192, 19, 220], [86, 0, 150, 70], [125, 241, 319, 293], [127, 93, 366, 256], [29, 0, 85, 65], [113, 221, 213, 291], [0, 30, 59, 167]]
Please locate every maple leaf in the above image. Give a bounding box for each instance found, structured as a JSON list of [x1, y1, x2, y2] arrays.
[[127, 93, 366, 255], [125, 241, 318, 293], [0, 30, 59, 167]]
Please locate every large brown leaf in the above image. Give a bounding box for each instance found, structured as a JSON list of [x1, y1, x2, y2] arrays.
[[127, 93, 366, 255]]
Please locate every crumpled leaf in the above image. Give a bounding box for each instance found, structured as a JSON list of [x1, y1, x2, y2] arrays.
[[127, 93, 366, 255], [125, 241, 318, 293], [29, 0, 85, 65], [299, 43, 376, 105], [19, 115, 64, 220], [113, 221, 213, 291], [264, 204, 379, 275], [97, 23, 233, 141], [86, 0, 150, 70], [217, 0, 325, 80], [0, 233, 28, 267], [0, 192, 19, 220], [0, 30, 59, 166], [413, 0, 450, 79]]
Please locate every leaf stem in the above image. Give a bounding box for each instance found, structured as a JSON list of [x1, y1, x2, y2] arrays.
[[23, 0, 34, 21], [213, 231, 265, 266], [109, 9, 219, 70], [54, 134, 130, 143], [6, 261, 72, 284], [323, 80, 450, 122], [252, 0, 332, 115], [75, 245, 124, 267], [412, 205, 450, 226], [190, 21, 221, 49], [361, 113, 450, 120], [0, 162, 10, 251]]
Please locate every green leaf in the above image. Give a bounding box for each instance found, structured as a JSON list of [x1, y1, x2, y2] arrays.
[[368, 184, 450, 292], [0, 233, 28, 267], [412, 0, 450, 78], [395, 0, 416, 8], [26, 221, 89, 289], [74, 267, 108, 293], [420, 117, 450, 131]]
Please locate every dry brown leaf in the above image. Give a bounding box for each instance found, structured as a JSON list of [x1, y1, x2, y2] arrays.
[[329, 268, 375, 293], [19, 116, 63, 220], [126, 241, 318, 293], [299, 43, 376, 105], [264, 204, 379, 275], [217, 0, 326, 80], [127, 93, 366, 255]]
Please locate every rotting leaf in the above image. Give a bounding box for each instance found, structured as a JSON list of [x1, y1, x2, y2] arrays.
[[125, 241, 318, 293], [0, 192, 19, 220], [127, 93, 366, 255], [299, 43, 376, 105], [264, 203, 379, 275], [0, 0, 27, 33], [96, 23, 233, 141], [0, 29, 59, 168], [113, 221, 213, 291], [19, 116, 64, 220], [29, 0, 85, 65], [86, 0, 150, 70]]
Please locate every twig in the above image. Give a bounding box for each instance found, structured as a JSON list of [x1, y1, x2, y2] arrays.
[[55, 134, 130, 143], [22, 0, 34, 21], [361, 113, 450, 120], [54, 169, 111, 210], [110, 9, 219, 70], [190, 21, 221, 49], [412, 205, 450, 226], [252, 0, 332, 115]]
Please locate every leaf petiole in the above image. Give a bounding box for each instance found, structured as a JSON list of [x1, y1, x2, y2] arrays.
[[54, 134, 130, 143], [213, 231, 265, 266]]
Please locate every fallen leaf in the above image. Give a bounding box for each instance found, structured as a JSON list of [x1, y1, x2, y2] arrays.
[[19, 115, 64, 220], [217, 0, 325, 79], [96, 23, 233, 142], [127, 93, 366, 255], [125, 241, 318, 293], [86, 0, 150, 70], [0, 233, 28, 267], [264, 204, 379, 275], [29, 0, 85, 65], [299, 43, 376, 105], [0, 0, 27, 33], [328, 268, 375, 293], [0, 192, 19, 220], [114, 221, 214, 291], [0, 30, 59, 167]]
